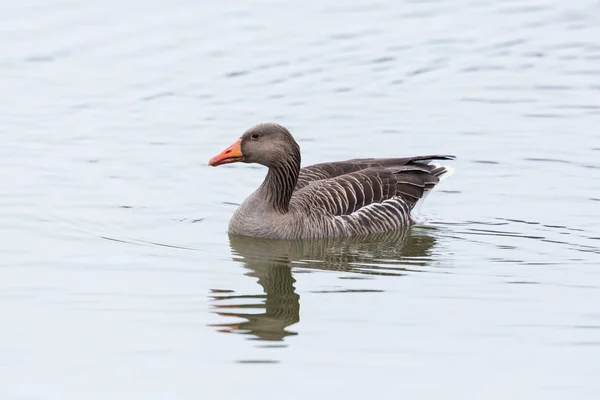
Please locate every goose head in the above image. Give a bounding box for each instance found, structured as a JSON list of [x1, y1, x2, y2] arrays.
[[209, 123, 299, 168]]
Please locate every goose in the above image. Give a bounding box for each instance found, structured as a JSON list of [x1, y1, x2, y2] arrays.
[[209, 123, 455, 239]]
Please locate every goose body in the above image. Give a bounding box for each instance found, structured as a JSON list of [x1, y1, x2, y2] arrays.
[[209, 123, 455, 240]]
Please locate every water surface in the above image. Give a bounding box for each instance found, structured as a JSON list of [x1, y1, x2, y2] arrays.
[[1, 0, 599, 399]]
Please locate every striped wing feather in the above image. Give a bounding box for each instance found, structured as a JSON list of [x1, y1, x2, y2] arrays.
[[296, 155, 454, 190], [293, 155, 454, 217]]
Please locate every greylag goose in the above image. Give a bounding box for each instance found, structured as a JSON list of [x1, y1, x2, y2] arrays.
[[209, 123, 455, 239]]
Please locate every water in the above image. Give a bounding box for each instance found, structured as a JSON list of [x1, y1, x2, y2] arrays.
[[1, 0, 600, 398]]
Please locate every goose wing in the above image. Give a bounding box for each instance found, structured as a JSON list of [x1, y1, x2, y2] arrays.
[[296, 155, 455, 190], [293, 156, 454, 216]]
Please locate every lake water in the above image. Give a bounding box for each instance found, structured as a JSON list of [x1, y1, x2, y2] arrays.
[[1, 0, 599, 398]]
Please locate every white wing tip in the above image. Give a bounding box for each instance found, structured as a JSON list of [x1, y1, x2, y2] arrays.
[[439, 166, 455, 182], [410, 164, 455, 222], [428, 161, 456, 182]]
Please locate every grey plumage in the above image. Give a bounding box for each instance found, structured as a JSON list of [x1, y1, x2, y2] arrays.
[[209, 123, 455, 239]]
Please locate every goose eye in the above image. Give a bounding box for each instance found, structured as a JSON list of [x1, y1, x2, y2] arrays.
[[251, 133, 260, 139]]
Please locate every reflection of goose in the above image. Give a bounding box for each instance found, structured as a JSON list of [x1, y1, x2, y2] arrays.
[[208, 123, 455, 239], [209, 227, 437, 342], [209, 264, 299, 342]]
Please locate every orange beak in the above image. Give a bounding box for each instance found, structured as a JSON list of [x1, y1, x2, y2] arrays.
[[208, 139, 245, 166]]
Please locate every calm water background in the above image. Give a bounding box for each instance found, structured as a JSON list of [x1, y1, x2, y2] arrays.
[[1, 0, 600, 398]]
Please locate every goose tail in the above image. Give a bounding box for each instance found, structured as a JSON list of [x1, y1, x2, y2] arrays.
[[411, 159, 456, 222]]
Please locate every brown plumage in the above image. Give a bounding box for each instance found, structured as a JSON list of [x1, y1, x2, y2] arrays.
[[209, 123, 455, 239]]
